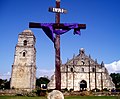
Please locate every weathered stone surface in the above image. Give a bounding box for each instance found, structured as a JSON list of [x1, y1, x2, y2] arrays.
[[10, 29, 36, 91], [48, 48, 115, 91], [47, 90, 64, 99]]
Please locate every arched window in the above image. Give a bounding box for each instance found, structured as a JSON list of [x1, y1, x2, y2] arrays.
[[23, 40, 27, 46], [81, 58, 85, 65], [92, 68, 95, 72], [23, 52, 26, 57], [82, 68, 84, 72], [70, 67, 73, 72]]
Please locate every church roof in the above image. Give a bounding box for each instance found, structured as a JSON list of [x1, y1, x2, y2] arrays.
[[62, 48, 104, 68], [21, 29, 33, 35]]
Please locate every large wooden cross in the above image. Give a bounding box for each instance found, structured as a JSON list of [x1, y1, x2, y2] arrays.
[[29, 0, 86, 91]]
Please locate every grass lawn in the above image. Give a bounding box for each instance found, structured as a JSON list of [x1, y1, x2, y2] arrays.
[[0, 96, 119, 99], [0, 96, 46, 99], [65, 96, 118, 99]]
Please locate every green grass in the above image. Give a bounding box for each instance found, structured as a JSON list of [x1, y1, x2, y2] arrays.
[[65, 96, 118, 99], [0, 96, 119, 99], [0, 96, 47, 99]]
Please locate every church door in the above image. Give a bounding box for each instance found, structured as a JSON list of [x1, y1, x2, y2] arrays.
[[80, 80, 87, 91]]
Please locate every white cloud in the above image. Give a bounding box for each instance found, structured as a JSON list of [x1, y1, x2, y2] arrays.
[[0, 69, 55, 80], [105, 60, 120, 73], [0, 72, 11, 80], [1, 60, 120, 80], [36, 69, 54, 79]]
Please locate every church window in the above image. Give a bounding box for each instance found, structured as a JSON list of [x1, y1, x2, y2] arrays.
[[82, 68, 84, 72], [70, 68, 73, 72], [92, 68, 95, 72], [81, 58, 85, 65], [23, 52, 26, 57], [23, 40, 27, 46]]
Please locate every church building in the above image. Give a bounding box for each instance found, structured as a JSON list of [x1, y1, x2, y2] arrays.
[[10, 29, 115, 91], [10, 30, 36, 91], [48, 48, 115, 91]]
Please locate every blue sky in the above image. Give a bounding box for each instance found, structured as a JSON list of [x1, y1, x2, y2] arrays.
[[0, 0, 120, 79]]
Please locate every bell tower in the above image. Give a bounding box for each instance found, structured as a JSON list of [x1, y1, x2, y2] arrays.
[[10, 29, 36, 91]]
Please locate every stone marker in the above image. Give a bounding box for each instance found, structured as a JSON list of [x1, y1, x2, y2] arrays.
[[47, 90, 64, 99]]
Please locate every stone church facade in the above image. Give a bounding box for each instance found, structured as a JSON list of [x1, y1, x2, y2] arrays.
[[48, 48, 115, 91], [10, 30, 36, 91]]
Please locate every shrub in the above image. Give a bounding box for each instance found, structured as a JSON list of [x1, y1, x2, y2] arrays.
[[91, 88, 100, 92], [69, 89, 74, 92], [103, 88, 109, 92], [61, 88, 68, 93], [36, 89, 47, 96], [80, 91, 90, 96]]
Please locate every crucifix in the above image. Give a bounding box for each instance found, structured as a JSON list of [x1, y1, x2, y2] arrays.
[[29, 0, 86, 91]]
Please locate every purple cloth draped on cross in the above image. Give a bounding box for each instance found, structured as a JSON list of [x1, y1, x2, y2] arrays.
[[41, 23, 80, 42]]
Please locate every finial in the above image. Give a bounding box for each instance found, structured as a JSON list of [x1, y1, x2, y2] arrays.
[[79, 48, 85, 55], [95, 59, 97, 64], [67, 58, 69, 62], [73, 54, 75, 58], [89, 54, 91, 58], [88, 59, 90, 65], [101, 61, 104, 67]]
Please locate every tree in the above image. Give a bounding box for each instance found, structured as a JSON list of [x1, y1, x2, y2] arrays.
[[36, 77, 50, 89], [110, 73, 120, 88], [0, 79, 10, 89]]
